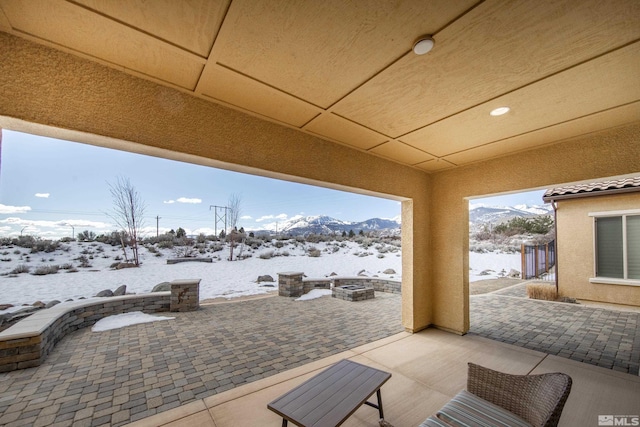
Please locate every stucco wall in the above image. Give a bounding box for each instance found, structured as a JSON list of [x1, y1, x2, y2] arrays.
[[554, 193, 640, 306], [1, 32, 639, 334], [0, 32, 431, 332], [430, 124, 640, 333]]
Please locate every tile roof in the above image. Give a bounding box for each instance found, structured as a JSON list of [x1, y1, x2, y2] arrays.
[[543, 176, 640, 201]]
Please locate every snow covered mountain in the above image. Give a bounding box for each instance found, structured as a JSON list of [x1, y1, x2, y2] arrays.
[[256, 215, 401, 236], [469, 204, 553, 227]]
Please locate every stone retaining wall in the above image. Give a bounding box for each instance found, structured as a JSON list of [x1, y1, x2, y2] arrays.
[[302, 278, 332, 294], [170, 279, 200, 312], [166, 258, 212, 264], [0, 279, 201, 373], [332, 286, 376, 302], [278, 272, 305, 297], [333, 277, 401, 294], [278, 273, 401, 297]]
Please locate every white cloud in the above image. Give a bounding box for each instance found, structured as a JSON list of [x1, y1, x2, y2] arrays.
[[164, 197, 202, 204], [35, 193, 50, 198], [256, 213, 288, 223], [0, 217, 111, 229], [0, 204, 32, 214], [240, 215, 252, 220], [192, 227, 216, 236], [176, 197, 202, 204]]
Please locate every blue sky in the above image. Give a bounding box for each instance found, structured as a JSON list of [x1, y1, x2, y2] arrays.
[[0, 130, 404, 239], [0, 130, 545, 239]]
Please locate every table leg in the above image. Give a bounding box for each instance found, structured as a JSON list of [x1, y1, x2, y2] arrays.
[[376, 389, 384, 419]]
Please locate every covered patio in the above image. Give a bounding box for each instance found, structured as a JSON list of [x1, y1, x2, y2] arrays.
[[1, 1, 639, 425], [1, 0, 639, 335], [125, 329, 640, 426]]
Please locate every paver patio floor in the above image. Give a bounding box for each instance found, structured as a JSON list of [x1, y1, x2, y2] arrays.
[[2, 286, 639, 427], [470, 289, 640, 375], [0, 293, 402, 427]]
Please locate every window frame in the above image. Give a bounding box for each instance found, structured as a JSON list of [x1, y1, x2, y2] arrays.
[[589, 209, 640, 286]]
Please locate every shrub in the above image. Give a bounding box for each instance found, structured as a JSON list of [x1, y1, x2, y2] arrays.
[[281, 251, 290, 257], [259, 250, 274, 259], [77, 230, 96, 241], [158, 240, 174, 249], [274, 241, 284, 248], [32, 265, 59, 275], [30, 239, 60, 253], [147, 245, 158, 254], [13, 249, 21, 255], [494, 216, 554, 236], [10, 264, 30, 274], [75, 255, 92, 268], [307, 248, 321, 257], [60, 263, 74, 270], [526, 283, 558, 301], [95, 231, 125, 246], [173, 247, 196, 258], [0, 257, 11, 262]]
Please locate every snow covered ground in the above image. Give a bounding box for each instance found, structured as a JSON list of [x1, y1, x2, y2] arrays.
[[469, 251, 521, 281], [0, 239, 520, 310], [0, 239, 402, 307]]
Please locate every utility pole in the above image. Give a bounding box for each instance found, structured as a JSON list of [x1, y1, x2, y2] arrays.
[[210, 205, 228, 237], [156, 215, 161, 237]]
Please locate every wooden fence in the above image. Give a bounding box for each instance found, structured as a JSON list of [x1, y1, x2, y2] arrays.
[[521, 240, 556, 280]]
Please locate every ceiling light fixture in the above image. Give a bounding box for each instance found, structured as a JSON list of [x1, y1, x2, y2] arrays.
[[413, 36, 435, 55], [490, 106, 510, 116]]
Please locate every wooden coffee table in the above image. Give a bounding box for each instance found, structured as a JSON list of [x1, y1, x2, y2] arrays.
[[267, 359, 391, 426]]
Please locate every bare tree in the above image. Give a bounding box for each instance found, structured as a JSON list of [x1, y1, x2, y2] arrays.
[[228, 194, 242, 230], [108, 177, 146, 266], [227, 194, 243, 261]]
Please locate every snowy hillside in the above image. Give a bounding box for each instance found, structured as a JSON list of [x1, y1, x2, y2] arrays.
[[0, 238, 402, 307], [257, 215, 401, 235], [469, 204, 553, 230]]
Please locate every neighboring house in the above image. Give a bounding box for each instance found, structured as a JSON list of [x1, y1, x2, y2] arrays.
[[543, 177, 640, 306]]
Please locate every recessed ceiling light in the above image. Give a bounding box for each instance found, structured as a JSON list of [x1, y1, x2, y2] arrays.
[[413, 36, 435, 55], [490, 107, 510, 116]]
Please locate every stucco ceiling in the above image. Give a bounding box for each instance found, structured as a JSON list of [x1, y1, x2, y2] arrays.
[[1, 0, 639, 172]]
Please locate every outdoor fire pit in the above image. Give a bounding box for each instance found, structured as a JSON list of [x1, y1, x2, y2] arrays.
[[332, 284, 375, 302]]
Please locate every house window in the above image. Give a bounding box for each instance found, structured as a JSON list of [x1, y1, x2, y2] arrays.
[[594, 213, 640, 281]]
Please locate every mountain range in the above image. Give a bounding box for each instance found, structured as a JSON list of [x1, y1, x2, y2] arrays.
[[255, 215, 401, 236], [251, 204, 552, 236], [469, 204, 553, 228]]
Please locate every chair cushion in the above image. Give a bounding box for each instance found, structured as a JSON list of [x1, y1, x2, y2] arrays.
[[424, 390, 533, 427], [419, 415, 455, 426]]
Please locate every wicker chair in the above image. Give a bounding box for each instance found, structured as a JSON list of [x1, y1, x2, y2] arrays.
[[467, 363, 572, 427], [420, 363, 572, 427]]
